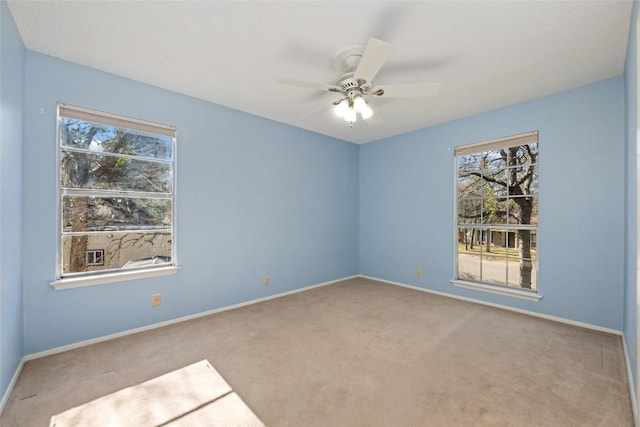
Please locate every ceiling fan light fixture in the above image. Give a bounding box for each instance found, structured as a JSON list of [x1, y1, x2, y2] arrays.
[[334, 93, 374, 124], [344, 107, 357, 123], [360, 104, 374, 120], [353, 95, 367, 113], [353, 95, 373, 119], [333, 99, 349, 118]]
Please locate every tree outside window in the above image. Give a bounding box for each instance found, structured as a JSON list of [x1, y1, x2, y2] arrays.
[[455, 132, 538, 291], [58, 104, 176, 278]]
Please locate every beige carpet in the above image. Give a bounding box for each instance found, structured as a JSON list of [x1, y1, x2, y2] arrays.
[[1, 277, 634, 426], [49, 360, 264, 427]]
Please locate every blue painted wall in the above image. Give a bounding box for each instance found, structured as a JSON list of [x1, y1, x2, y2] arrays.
[[1, 2, 633, 407], [624, 0, 639, 396], [0, 1, 25, 401], [21, 52, 359, 354], [360, 77, 626, 330]]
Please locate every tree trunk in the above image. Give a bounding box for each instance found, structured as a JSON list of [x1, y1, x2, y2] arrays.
[[485, 229, 491, 253], [514, 198, 533, 289], [68, 196, 89, 272], [69, 235, 88, 273], [517, 230, 532, 289]]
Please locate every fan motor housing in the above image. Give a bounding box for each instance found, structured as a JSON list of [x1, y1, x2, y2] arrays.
[[339, 77, 359, 91]]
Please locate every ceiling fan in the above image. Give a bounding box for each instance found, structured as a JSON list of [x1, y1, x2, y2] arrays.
[[277, 38, 441, 127]]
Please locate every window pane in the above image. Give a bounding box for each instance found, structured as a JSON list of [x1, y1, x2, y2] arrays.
[[530, 197, 538, 225], [483, 150, 507, 170], [458, 173, 484, 199], [61, 151, 172, 193], [507, 143, 538, 166], [481, 255, 507, 286], [62, 232, 172, 274], [482, 197, 508, 225], [530, 169, 539, 195], [63, 196, 171, 232], [483, 168, 507, 197], [486, 230, 509, 249], [516, 229, 536, 258], [515, 230, 537, 260], [530, 258, 538, 291], [60, 118, 173, 160], [507, 164, 537, 190], [457, 154, 483, 173], [508, 196, 537, 225], [458, 253, 481, 282], [507, 258, 537, 291], [458, 228, 483, 254], [458, 199, 482, 224]]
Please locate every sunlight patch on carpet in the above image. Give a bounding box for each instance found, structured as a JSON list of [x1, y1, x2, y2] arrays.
[[50, 360, 264, 427]]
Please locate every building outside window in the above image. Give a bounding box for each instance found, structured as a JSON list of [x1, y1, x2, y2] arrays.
[[57, 104, 176, 280], [454, 131, 539, 296], [85, 249, 105, 266]]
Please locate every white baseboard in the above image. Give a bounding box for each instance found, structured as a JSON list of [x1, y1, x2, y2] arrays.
[[25, 275, 359, 361], [0, 357, 25, 416], [359, 275, 622, 335], [622, 337, 639, 427]]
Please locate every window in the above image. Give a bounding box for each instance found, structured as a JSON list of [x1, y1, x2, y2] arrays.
[[453, 131, 539, 300], [85, 249, 104, 266], [55, 104, 176, 286]]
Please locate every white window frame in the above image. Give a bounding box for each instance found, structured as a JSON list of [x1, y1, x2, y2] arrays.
[[450, 131, 541, 302], [50, 104, 179, 290]]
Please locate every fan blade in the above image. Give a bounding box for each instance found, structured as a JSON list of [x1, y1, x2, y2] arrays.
[[277, 78, 342, 93], [375, 82, 441, 98], [300, 103, 332, 120], [353, 38, 393, 85]]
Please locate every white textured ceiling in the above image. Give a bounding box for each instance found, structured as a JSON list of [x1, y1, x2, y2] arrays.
[[7, 0, 633, 144]]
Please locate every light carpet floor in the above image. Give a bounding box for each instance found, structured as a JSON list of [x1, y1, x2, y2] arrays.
[[1, 277, 634, 426]]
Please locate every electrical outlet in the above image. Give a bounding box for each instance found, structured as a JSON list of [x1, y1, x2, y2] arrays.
[[151, 293, 161, 307], [264, 275, 270, 286], [417, 268, 423, 278]]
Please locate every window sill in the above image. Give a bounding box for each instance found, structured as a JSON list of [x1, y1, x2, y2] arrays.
[[50, 266, 180, 290], [450, 279, 542, 302]]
